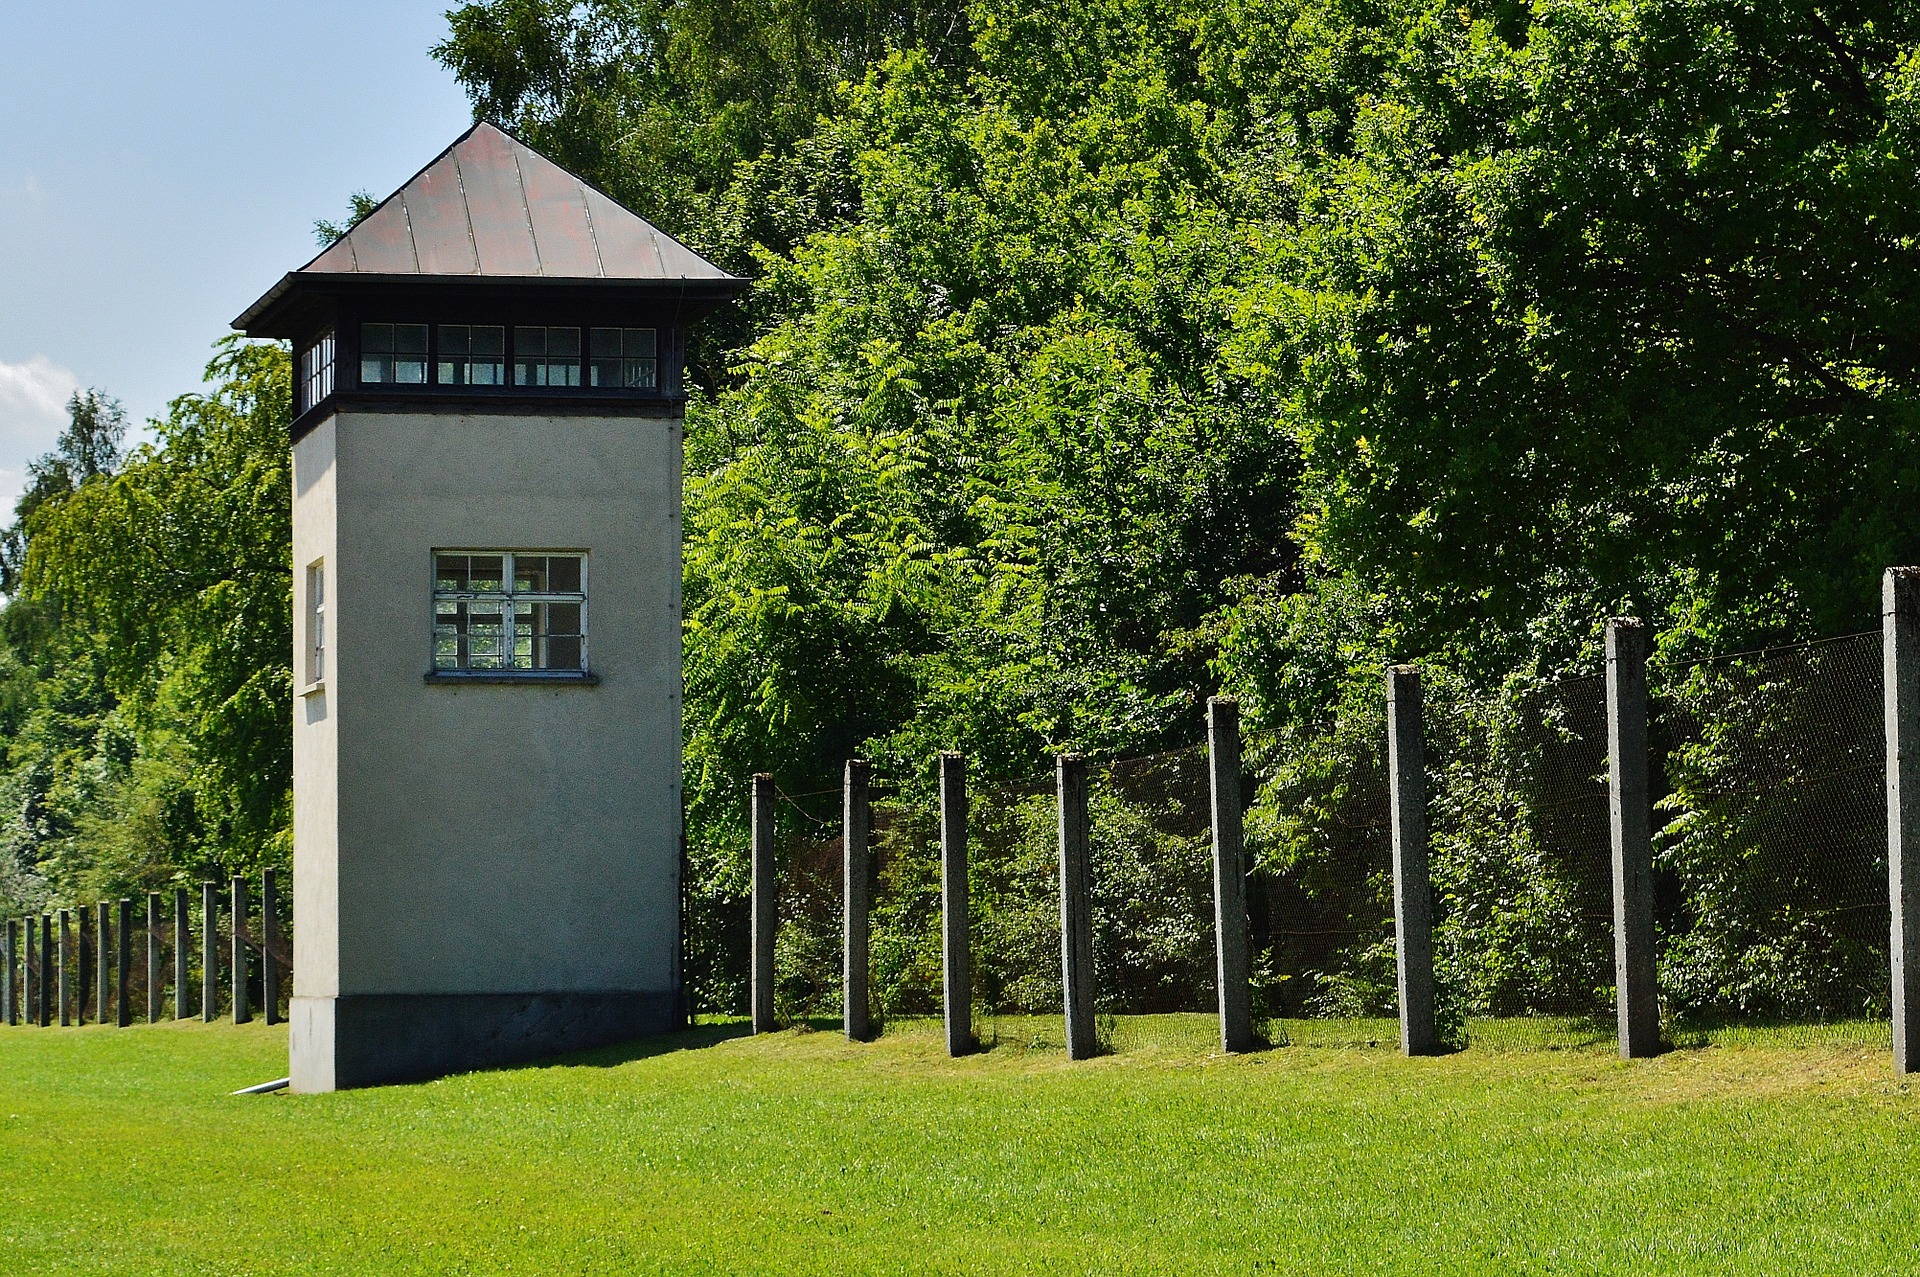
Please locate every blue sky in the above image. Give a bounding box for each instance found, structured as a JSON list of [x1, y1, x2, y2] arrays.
[[0, 2, 475, 506]]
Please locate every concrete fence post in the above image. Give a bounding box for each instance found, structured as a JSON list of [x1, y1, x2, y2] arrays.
[[19, 918, 30, 1027], [96, 901, 110, 1026], [173, 889, 188, 1020], [146, 893, 161, 1025], [1386, 666, 1437, 1056], [201, 882, 217, 1024], [939, 752, 972, 1057], [4, 918, 14, 1026], [842, 759, 872, 1042], [40, 915, 52, 1026], [76, 906, 91, 1024], [231, 876, 250, 1025], [750, 774, 776, 1034], [1606, 617, 1661, 1058], [1887, 568, 1920, 1073], [263, 869, 280, 1027], [172, 887, 189, 1013], [1208, 697, 1256, 1054], [58, 909, 71, 1027], [116, 899, 130, 1028], [1058, 753, 1097, 1060]]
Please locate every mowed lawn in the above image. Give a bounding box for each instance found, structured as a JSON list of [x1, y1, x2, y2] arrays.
[[0, 1018, 1915, 1274]]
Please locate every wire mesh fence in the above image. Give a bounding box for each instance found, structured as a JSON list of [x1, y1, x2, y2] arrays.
[[3, 884, 288, 1028], [967, 772, 1063, 1049], [1655, 631, 1889, 1048], [1085, 747, 1219, 1053], [667, 623, 1907, 1060], [1246, 731, 1400, 1049], [771, 787, 844, 1027], [1426, 675, 1616, 1051]]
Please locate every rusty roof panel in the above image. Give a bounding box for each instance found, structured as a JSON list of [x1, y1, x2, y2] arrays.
[[522, 168, 601, 277], [303, 233, 357, 273], [581, 186, 661, 278], [405, 155, 480, 275], [455, 127, 542, 276], [652, 225, 726, 280], [332, 197, 417, 274]]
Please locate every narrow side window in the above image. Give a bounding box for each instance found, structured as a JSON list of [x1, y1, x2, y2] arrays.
[[299, 333, 335, 413], [307, 561, 326, 686]]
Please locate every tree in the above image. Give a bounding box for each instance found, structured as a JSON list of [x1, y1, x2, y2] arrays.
[[20, 338, 292, 878], [0, 388, 126, 594]]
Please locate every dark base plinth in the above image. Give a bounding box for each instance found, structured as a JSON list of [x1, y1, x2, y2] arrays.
[[291, 990, 679, 1091]]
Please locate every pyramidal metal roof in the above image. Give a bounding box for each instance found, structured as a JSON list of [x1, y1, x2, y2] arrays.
[[235, 121, 743, 333]]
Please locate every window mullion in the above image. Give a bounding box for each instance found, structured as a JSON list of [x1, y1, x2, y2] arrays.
[[502, 552, 517, 668]]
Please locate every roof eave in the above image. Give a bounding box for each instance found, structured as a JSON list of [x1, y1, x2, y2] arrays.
[[233, 271, 751, 339]]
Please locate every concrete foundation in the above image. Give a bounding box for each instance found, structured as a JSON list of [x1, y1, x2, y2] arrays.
[[291, 991, 679, 1091]]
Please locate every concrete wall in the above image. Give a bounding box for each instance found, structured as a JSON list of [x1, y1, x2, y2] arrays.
[[291, 409, 684, 1090], [292, 419, 339, 1001]]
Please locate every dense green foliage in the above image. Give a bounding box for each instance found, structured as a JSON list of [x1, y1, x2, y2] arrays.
[[0, 345, 291, 914], [5, 2, 1918, 1034]]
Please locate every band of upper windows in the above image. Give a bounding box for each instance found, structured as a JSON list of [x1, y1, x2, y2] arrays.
[[350, 323, 658, 391]]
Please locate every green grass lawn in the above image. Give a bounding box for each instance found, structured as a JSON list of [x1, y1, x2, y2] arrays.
[[1, 1017, 1916, 1274]]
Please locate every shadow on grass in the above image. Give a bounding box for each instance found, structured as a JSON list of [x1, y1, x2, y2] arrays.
[[511, 1020, 755, 1073]]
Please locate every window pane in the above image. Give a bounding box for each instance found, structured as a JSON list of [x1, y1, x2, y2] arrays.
[[435, 555, 469, 591], [437, 359, 463, 385], [361, 355, 388, 384], [548, 327, 581, 358], [626, 328, 657, 357], [548, 556, 583, 592], [626, 358, 657, 389], [545, 602, 582, 635], [589, 357, 621, 388], [515, 556, 548, 592], [547, 636, 583, 670], [468, 556, 503, 592], [591, 328, 621, 356], [511, 602, 534, 668], [472, 359, 504, 386], [473, 326, 505, 356], [397, 358, 426, 384], [396, 324, 428, 354], [466, 601, 505, 668], [362, 323, 394, 353], [514, 326, 546, 357], [440, 325, 470, 355]]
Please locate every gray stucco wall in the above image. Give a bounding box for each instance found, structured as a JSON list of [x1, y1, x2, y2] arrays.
[[290, 409, 684, 1090]]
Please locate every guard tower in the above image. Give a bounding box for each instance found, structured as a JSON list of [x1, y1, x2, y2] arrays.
[[236, 122, 745, 1091]]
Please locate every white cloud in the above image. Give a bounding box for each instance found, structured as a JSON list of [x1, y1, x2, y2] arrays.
[[0, 354, 80, 511]]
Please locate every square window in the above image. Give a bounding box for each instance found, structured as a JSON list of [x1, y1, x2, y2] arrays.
[[436, 324, 506, 387], [429, 551, 587, 675], [589, 327, 658, 390], [514, 327, 583, 387], [361, 322, 428, 384]]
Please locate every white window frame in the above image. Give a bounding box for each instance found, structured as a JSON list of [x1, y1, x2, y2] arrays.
[[304, 560, 326, 692], [299, 332, 335, 414], [430, 550, 589, 677]]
